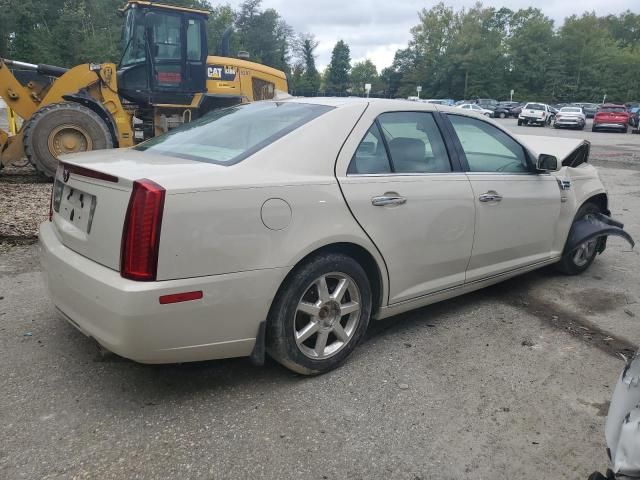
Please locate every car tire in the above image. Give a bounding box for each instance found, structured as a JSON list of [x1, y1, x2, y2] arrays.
[[499, 112, 506, 119], [592, 126, 598, 132], [266, 253, 372, 375], [555, 202, 602, 275], [517, 119, 523, 126]]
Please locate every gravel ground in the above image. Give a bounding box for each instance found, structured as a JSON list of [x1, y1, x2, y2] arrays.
[[0, 117, 639, 480]]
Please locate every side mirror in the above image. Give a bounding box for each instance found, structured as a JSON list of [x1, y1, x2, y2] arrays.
[[537, 154, 559, 172]]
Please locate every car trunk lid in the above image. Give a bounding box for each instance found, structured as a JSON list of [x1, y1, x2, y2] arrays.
[[50, 149, 221, 272]]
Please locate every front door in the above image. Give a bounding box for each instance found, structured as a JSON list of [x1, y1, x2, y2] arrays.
[[337, 111, 476, 304], [446, 113, 561, 282]]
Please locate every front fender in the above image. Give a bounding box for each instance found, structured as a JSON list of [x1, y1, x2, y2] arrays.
[[564, 213, 634, 255]]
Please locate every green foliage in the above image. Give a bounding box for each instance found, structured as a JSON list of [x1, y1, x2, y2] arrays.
[[292, 33, 320, 95], [350, 59, 378, 94], [326, 40, 351, 93], [383, 3, 640, 102]]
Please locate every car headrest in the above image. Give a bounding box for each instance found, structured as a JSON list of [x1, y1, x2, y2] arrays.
[[388, 137, 425, 164]]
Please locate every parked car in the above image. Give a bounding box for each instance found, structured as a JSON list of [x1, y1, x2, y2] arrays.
[[593, 104, 631, 133], [627, 106, 639, 128], [518, 102, 554, 126], [424, 99, 455, 106], [510, 104, 524, 116], [492, 101, 521, 118], [576, 103, 599, 118], [456, 103, 493, 116], [475, 98, 498, 111], [40, 98, 633, 375], [554, 106, 586, 130]]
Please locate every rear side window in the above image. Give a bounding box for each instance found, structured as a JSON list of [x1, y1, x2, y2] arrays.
[[378, 112, 451, 173], [448, 114, 529, 173], [348, 112, 451, 174], [136, 102, 333, 165], [348, 124, 391, 174]]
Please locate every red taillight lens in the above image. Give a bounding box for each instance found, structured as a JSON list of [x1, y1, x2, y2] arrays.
[[121, 179, 165, 281]]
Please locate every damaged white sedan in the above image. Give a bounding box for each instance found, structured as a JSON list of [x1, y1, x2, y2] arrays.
[[40, 98, 634, 374]]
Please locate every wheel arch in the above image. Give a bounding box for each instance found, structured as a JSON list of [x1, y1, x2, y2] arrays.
[[281, 242, 387, 318], [62, 91, 119, 147], [582, 193, 609, 215], [251, 241, 387, 367]]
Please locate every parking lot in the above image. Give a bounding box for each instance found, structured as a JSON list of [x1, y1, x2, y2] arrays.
[[1, 118, 640, 479]]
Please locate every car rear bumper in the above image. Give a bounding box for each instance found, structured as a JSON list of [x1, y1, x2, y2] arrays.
[[594, 122, 627, 130], [39, 221, 285, 364], [555, 119, 583, 127]]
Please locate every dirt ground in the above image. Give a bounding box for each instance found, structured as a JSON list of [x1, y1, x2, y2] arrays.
[[0, 119, 639, 479]]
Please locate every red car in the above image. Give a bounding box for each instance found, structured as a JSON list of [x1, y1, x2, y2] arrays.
[[592, 104, 630, 133]]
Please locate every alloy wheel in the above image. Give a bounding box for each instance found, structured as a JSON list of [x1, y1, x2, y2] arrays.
[[294, 272, 361, 359]]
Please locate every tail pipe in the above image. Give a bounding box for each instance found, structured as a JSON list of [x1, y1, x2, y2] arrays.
[[2, 59, 68, 78]]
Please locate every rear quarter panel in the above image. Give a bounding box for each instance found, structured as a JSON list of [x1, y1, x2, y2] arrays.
[[155, 102, 389, 302]]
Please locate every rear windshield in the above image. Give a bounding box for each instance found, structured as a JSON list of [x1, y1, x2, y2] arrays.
[[599, 106, 626, 113], [561, 107, 581, 113], [525, 103, 545, 111], [135, 102, 333, 164]]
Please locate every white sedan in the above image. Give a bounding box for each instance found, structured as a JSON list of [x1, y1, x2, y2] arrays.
[[554, 106, 587, 130], [40, 98, 634, 374], [456, 103, 493, 116]]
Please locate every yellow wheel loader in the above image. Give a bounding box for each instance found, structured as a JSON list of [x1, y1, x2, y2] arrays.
[[0, 1, 288, 178]]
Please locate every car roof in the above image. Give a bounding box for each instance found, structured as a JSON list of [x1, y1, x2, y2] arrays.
[[279, 96, 440, 111]]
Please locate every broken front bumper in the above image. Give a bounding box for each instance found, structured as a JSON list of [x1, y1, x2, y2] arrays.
[[564, 213, 635, 256]]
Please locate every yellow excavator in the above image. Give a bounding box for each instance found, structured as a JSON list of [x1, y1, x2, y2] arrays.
[[0, 0, 288, 177]]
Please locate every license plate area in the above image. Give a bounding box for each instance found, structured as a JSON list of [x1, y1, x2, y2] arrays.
[[56, 181, 97, 233]]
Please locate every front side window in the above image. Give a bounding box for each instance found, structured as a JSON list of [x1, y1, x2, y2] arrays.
[[448, 115, 529, 173], [136, 102, 333, 165]]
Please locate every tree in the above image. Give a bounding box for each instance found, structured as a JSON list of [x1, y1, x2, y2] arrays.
[[350, 59, 378, 94], [326, 40, 351, 93], [292, 33, 320, 95]]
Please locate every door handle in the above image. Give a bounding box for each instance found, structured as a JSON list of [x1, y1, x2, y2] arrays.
[[479, 191, 503, 202], [371, 195, 407, 207]]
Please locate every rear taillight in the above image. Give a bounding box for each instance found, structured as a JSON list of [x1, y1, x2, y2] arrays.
[[121, 179, 165, 281]]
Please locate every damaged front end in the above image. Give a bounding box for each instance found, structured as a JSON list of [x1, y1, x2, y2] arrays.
[[592, 352, 640, 479], [564, 213, 635, 257]]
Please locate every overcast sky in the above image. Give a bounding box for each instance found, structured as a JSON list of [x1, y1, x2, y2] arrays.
[[223, 0, 637, 70]]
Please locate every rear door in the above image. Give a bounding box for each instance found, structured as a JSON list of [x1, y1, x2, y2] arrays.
[[445, 113, 561, 281], [336, 108, 476, 304]]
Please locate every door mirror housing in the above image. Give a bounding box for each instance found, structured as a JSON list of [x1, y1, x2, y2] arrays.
[[537, 154, 559, 172]]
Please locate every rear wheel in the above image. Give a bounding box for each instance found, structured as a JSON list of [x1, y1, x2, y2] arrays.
[[517, 119, 523, 126], [23, 102, 113, 178], [499, 112, 506, 119], [267, 253, 372, 375], [556, 202, 602, 275]]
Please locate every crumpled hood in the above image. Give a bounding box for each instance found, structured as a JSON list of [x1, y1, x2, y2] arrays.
[[514, 135, 588, 163]]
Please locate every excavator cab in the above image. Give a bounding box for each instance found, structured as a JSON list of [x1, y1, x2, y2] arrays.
[[117, 1, 208, 105]]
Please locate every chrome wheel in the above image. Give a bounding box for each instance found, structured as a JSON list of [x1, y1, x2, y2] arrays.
[[573, 239, 597, 267], [294, 272, 361, 360]]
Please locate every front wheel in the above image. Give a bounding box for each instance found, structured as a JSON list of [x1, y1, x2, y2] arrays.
[[499, 112, 506, 119], [555, 203, 602, 275], [267, 253, 372, 375]]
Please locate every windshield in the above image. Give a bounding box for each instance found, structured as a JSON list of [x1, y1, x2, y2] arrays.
[[525, 103, 545, 111], [135, 102, 333, 165], [599, 106, 626, 113], [561, 108, 581, 113]]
